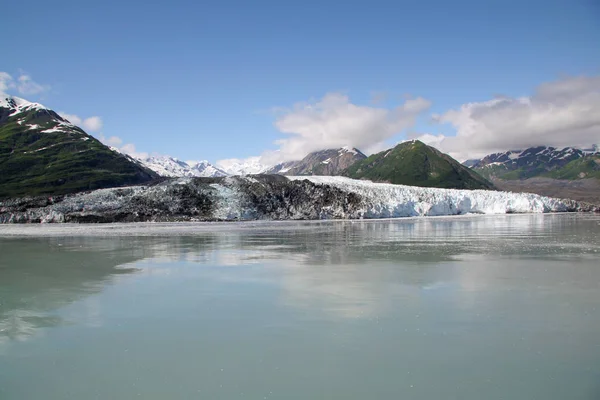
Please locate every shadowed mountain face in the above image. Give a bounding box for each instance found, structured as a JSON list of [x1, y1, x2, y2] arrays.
[[344, 140, 495, 190], [266, 147, 367, 176], [0, 97, 158, 199]]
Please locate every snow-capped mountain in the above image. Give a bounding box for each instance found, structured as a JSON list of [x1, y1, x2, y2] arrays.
[[189, 160, 228, 177], [215, 156, 272, 175], [264, 147, 367, 175], [1, 95, 157, 198], [471, 146, 592, 170], [135, 155, 228, 178], [0, 96, 51, 116], [469, 145, 599, 180]]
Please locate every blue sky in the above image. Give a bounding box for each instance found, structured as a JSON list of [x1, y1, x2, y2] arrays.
[[1, 0, 599, 163]]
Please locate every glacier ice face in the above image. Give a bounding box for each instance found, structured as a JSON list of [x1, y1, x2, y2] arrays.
[[0, 176, 594, 224], [286, 176, 579, 218]]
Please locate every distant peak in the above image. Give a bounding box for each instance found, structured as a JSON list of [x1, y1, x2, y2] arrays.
[[1, 95, 48, 110], [339, 146, 365, 156]]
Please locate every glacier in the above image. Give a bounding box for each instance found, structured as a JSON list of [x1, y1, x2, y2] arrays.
[[0, 176, 595, 223], [287, 176, 581, 217]]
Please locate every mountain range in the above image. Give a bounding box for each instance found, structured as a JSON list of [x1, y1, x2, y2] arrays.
[[466, 145, 600, 202], [134, 155, 228, 177], [2, 94, 598, 203], [469, 146, 600, 180]]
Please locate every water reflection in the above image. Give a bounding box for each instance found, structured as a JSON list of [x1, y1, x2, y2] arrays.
[[1, 214, 599, 400], [1, 214, 598, 342], [0, 238, 140, 344]]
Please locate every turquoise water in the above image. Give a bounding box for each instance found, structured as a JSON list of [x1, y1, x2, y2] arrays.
[[1, 214, 599, 399]]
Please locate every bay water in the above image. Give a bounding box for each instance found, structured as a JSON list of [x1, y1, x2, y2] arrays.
[[1, 214, 599, 399]]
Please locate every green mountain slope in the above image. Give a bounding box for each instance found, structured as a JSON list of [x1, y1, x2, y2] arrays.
[[344, 140, 495, 189], [0, 97, 158, 198], [471, 146, 599, 181], [545, 154, 600, 180]]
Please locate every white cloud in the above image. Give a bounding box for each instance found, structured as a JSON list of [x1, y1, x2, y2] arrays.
[[0, 72, 12, 96], [0, 71, 50, 97], [97, 134, 148, 159], [413, 75, 600, 161], [58, 112, 82, 125], [58, 112, 104, 132], [82, 116, 103, 132], [262, 92, 431, 164], [105, 136, 123, 147], [16, 74, 50, 96]]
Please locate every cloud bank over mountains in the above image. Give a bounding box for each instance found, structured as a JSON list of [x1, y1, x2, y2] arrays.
[[260, 93, 431, 164], [225, 75, 600, 166], [413, 75, 600, 160], [2, 71, 598, 164]]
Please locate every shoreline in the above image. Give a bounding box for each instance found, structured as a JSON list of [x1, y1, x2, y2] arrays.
[[1, 212, 597, 237]]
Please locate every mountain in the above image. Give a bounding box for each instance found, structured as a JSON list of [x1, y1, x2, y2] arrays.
[[264, 160, 297, 175], [0, 96, 158, 199], [189, 160, 228, 177], [470, 146, 600, 180], [216, 156, 271, 175], [265, 147, 367, 176], [135, 155, 227, 177], [467, 145, 600, 202], [344, 140, 495, 189]]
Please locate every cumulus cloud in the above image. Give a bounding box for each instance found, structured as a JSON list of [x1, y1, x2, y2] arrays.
[[15, 74, 50, 95], [58, 112, 104, 132], [412, 75, 600, 161], [81, 116, 103, 132], [0, 72, 12, 96], [97, 134, 148, 159], [0, 71, 50, 97], [260, 92, 431, 164]]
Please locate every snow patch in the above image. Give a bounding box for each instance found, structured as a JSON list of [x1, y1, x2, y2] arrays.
[[1, 96, 49, 117], [40, 127, 64, 133]]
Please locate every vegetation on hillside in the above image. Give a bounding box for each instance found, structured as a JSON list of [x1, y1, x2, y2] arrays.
[[0, 107, 157, 198], [344, 140, 495, 190], [475, 155, 600, 181]]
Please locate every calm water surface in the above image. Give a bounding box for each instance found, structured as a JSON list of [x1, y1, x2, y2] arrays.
[[1, 214, 599, 399]]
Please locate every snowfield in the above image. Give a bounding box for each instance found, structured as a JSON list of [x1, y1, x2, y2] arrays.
[[0, 176, 595, 223]]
